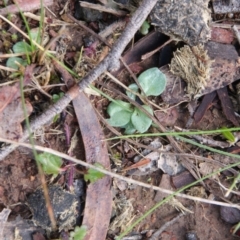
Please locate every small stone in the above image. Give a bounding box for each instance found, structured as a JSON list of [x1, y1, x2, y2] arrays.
[[27, 185, 79, 231], [220, 206, 240, 224], [186, 231, 198, 240]]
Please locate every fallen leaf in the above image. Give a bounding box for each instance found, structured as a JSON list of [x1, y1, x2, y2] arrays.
[[0, 85, 18, 113], [0, 98, 32, 140], [124, 158, 151, 171], [155, 107, 178, 127], [53, 61, 112, 240]]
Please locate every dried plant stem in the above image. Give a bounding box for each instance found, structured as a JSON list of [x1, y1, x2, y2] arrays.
[[0, 136, 239, 210]]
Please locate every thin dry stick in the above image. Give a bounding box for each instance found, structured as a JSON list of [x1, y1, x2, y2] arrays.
[[0, 136, 239, 210], [211, 23, 240, 29], [149, 212, 186, 240], [141, 38, 173, 60], [0, 0, 159, 160]]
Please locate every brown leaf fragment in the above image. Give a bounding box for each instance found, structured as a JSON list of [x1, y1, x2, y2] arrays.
[[0, 65, 35, 114], [123, 158, 151, 171], [160, 65, 189, 105], [53, 61, 112, 240], [217, 87, 239, 126], [0, 85, 18, 113], [155, 107, 178, 127], [0, 99, 32, 140], [74, 93, 112, 240], [227, 146, 240, 154], [210, 27, 234, 44], [193, 91, 217, 124]]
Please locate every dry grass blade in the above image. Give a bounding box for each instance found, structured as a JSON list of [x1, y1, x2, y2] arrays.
[[0, 137, 239, 210]]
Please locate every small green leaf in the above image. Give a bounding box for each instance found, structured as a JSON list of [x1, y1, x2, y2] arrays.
[[52, 92, 64, 103], [6, 57, 28, 70], [11, 33, 18, 42], [140, 20, 150, 35], [29, 28, 41, 44], [52, 114, 60, 123], [107, 111, 132, 127], [107, 100, 132, 117], [37, 153, 62, 175], [70, 226, 87, 240], [107, 100, 133, 127], [84, 163, 105, 183], [13, 41, 32, 54], [138, 67, 167, 96], [126, 83, 139, 101], [131, 105, 153, 133], [124, 121, 137, 134], [221, 127, 235, 143]]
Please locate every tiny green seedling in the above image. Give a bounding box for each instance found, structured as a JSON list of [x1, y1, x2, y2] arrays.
[[52, 92, 64, 103], [52, 92, 65, 122], [69, 225, 87, 240], [221, 127, 236, 144], [6, 28, 41, 71], [140, 20, 150, 35], [106, 67, 167, 134], [11, 33, 18, 42], [37, 152, 63, 176], [84, 163, 105, 183]]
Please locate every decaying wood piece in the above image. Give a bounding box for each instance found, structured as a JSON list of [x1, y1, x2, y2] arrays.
[[171, 171, 196, 189], [217, 87, 239, 126]]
